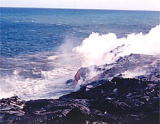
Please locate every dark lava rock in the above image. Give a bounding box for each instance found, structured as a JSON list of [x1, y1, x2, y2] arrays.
[[0, 54, 160, 124], [0, 77, 159, 124], [75, 54, 160, 84], [0, 97, 90, 124], [61, 77, 160, 124]]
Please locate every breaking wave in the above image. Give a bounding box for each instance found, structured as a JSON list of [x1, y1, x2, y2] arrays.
[[0, 25, 160, 100], [74, 25, 160, 66], [0, 52, 81, 100]]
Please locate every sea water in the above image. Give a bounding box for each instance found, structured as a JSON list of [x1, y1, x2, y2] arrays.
[[0, 8, 160, 100]]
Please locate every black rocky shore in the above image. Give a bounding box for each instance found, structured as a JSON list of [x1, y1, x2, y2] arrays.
[[0, 54, 160, 124]]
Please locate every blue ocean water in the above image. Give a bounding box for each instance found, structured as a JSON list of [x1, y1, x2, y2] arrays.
[[0, 8, 160, 100], [1, 8, 160, 57]]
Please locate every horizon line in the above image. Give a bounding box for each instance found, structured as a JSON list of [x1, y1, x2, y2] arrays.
[[1, 6, 160, 12]]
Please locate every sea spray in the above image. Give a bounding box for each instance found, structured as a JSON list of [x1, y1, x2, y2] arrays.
[[0, 53, 79, 100], [0, 25, 160, 100], [73, 24, 160, 66]]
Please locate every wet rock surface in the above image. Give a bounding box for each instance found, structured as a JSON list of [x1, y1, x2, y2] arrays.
[[0, 54, 160, 124], [0, 77, 159, 124], [72, 54, 160, 84], [62, 77, 159, 124]]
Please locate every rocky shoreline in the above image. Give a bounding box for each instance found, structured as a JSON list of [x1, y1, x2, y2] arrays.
[[0, 54, 160, 124]]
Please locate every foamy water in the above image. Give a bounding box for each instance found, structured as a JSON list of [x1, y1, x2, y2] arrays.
[[74, 25, 160, 66], [0, 52, 81, 100], [0, 25, 160, 100]]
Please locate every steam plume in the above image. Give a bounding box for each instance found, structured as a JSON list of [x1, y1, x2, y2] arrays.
[[73, 25, 160, 66]]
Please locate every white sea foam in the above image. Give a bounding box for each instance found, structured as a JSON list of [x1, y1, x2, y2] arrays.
[[0, 35, 81, 100], [0, 25, 160, 100], [74, 25, 160, 66], [0, 53, 80, 100]]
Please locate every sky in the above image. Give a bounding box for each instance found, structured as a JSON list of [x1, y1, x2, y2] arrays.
[[0, 0, 160, 11]]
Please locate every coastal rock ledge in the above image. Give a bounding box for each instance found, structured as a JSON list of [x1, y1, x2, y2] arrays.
[[0, 77, 159, 124], [0, 54, 159, 124]]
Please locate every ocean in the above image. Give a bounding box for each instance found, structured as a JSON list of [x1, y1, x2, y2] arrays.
[[0, 8, 160, 100]]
